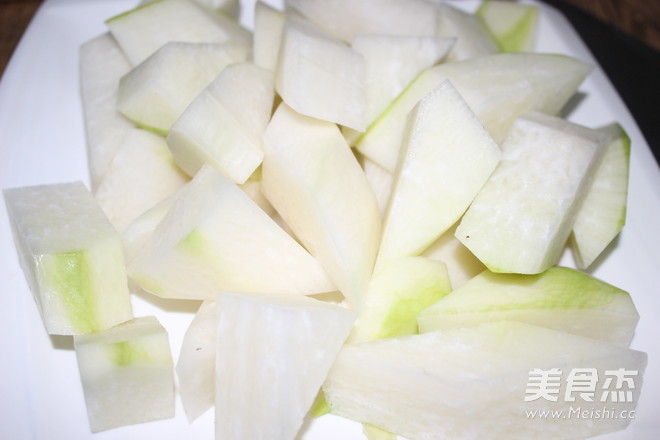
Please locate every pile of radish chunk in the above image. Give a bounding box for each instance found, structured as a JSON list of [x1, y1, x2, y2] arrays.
[[4, 0, 646, 439]]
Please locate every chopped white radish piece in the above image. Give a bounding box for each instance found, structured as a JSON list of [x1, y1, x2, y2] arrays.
[[94, 128, 189, 233], [262, 104, 381, 309], [117, 41, 248, 135], [129, 165, 335, 300], [79, 33, 133, 190], [121, 186, 184, 265], [74, 316, 174, 432], [456, 112, 608, 274], [435, 2, 498, 62], [572, 123, 631, 269], [106, 0, 249, 66], [167, 62, 274, 183], [253, 1, 286, 72], [286, 0, 437, 43], [352, 34, 454, 126], [418, 267, 640, 346], [376, 80, 500, 266], [422, 222, 486, 289], [238, 167, 276, 217], [215, 291, 356, 440], [4, 182, 132, 335], [177, 300, 216, 422], [361, 157, 393, 217], [324, 321, 647, 440], [276, 15, 366, 131], [476, 1, 539, 52], [193, 0, 239, 16]]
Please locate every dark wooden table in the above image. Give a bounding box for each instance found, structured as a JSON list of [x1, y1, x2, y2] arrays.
[[1, 0, 658, 76]]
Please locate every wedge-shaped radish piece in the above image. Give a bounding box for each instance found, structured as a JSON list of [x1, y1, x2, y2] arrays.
[[106, 0, 249, 66], [435, 2, 498, 62], [129, 165, 335, 299], [356, 53, 592, 172], [177, 300, 216, 422], [261, 104, 381, 309], [123, 170, 272, 265], [418, 267, 640, 346], [95, 128, 189, 233], [4, 182, 132, 335], [572, 123, 631, 269], [324, 321, 647, 440], [167, 62, 274, 183], [361, 157, 393, 216], [215, 291, 356, 440], [352, 34, 454, 127], [423, 222, 486, 289], [117, 41, 248, 135], [253, 1, 286, 72], [287, 0, 437, 43], [74, 316, 174, 432], [276, 15, 366, 131], [477, 1, 539, 52], [457, 112, 608, 274], [377, 80, 500, 266], [348, 257, 451, 344], [79, 33, 133, 190]]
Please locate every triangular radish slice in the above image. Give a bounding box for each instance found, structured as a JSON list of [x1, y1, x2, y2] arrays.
[[129, 165, 335, 300]]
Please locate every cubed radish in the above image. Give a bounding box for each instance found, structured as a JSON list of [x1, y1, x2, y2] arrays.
[[4, 182, 132, 335], [74, 316, 174, 432]]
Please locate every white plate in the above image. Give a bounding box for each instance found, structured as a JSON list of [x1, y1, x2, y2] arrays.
[[1, 1, 659, 439]]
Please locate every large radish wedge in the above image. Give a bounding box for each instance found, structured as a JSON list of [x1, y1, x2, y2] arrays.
[[117, 41, 248, 135], [261, 103, 381, 309], [376, 80, 500, 266], [571, 123, 631, 269], [4, 182, 132, 335], [106, 0, 250, 66], [356, 53, 592, 172], [456, 112, 608, 274], [417, 267, 639, 347], [324, 321, 647, 440], [215, 292, 355, 440], [74, 316, 174, 432], [129, 165, 335, 300]]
